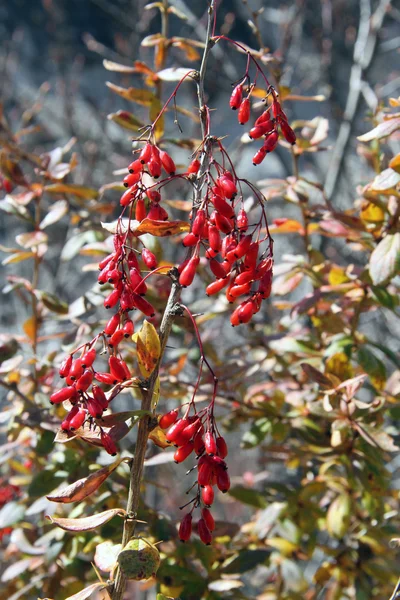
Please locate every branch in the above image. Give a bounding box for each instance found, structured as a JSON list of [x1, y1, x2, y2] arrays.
[[324, 0, 392, 201]]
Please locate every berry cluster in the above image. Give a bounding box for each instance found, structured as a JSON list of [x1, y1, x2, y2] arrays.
[[230, 84, 296, 165], [179, 163, 274, 326], [120, 141, 175, 221], [159, 408, 229, 545], [50, 345, 133, 454]]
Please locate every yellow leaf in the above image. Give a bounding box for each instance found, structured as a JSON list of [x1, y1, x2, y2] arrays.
[[2, 251, 35, 265], [361, 202, 385, 224], [328, 267, 350, 286], [134, 218, 190, 237], [44, 183, 98, 199], [269, 219, 304, 234], [149, 426, 169, 449], [105, 82, 155, 106], [23, 317, 37, 342], [136, 320, 161, 377]]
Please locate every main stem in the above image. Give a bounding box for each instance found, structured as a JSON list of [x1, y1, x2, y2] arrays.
[[111, 3, 215, 598]]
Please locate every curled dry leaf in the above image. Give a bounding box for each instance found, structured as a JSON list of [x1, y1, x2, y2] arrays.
[[136, 320, 161, 377], [47, 457, 127, 504], [46, 508, 126, 532], [64, 582, 109, 600]]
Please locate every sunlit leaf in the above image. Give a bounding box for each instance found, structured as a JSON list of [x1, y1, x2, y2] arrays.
[[47, 508, 126, 532], [369, 233, 400, 285], [23, 317, 37, 342], [358, 117, 400, 142], [156, 67, 195, 81], [39, 199, 68, 229], [106, 82, 155, 106], [107, 110, 144, 132], [65, 582, 108, 600], [370, 168, 400, 191], [15, 231, 48, 248], [95, 540, 122, 573], [47, 457, 126, 503], [45, 183, 98, 199], [136, 320, 161, 377]]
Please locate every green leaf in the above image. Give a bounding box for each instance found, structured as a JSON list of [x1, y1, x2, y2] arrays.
[[241, 417, 271, 448], [37, 290, 69, 314], [221, 549, 270, 574], [326, 494, 351, 538], [370, 286, 399, 310], [228, 486, 267, 508], [369, 233, 400, 285], [357, 346, 386, 389]]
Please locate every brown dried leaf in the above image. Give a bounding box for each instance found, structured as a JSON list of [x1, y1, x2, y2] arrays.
[[105, 82, 155, 106], [134, 218, 190, 237], [47, 457, 126, 503], [47, 508, 126, 532]]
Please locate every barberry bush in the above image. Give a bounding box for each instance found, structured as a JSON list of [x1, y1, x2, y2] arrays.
[[0, 1, 400, 599]]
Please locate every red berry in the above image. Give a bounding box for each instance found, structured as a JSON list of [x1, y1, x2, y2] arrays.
[[87, 396, 104, 418], [208, 225, 221, 253], [212, 194, 234, 218], [120, 188, 135, 207], [128, 159, 144, 174], [139, 143, 153, 164], [229, 84, 243, 110], [94, 372, 116, 386], [101, 431, 118, 455], [160, 150, 176, 176], [214, 212, 233, 234], [182, 232, 199, 247], [109, 329, 125, 349], [123, 172, 141, 188], [59, 355, 73, 378], [279, 118, 296, 144], [192, 209, 206, 237], [198, 518, 212, 545], [238, 98, 250, 125], [216, 436, 228, 458], [205, 277, 230, 296], [69, 358, 85, 381], [123, 319, 134, 337], [135, 197, 146, 221], [142, 248, 158, 270], [187, 158, 200, 174], [217, 176, 237, 200], [174, 440, 194, 463], [131, 293, 155, 317], [76, 370, 94, 392], [179, 513, 192, 542], [249, 123, 271, 139], [166, 419, 189, 443], [81, 348, 96, 368], [50, 386, 76, 405], [263, 130, 279, 153], [179, 256, 200, 287], [104, 314, 120, 336], [69, 408, 87, 430], [104, 288, 121, 309], [201, 508, 215, 532], [159, 409, 179, 429], [253, 146, 267, 165], [202, 485, 214, 506], [109, 356, 128, 382], [61, 405, 79, 431], [204, 432, 217, 455], [216, 467, 230, 493], [237, 208, 248, 231], [147, 203, 169, 221], [129, 268, 147, 295], [92, 385, 108, 410], [209, 258, 228, 280]]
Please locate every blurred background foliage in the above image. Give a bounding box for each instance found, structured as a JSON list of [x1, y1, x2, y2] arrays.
[[0, 1, 400, 599]]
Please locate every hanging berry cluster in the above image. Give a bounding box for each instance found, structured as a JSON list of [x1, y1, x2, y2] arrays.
[[159, 401, 229, 545], [50, 33, 297, 540]]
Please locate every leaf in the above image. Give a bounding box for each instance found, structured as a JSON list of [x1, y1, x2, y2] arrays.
[[103, 59, 137, 73], [65, 582, 108, 600], [221, 549, 270, 574], [149, 426, 170, 449], [369, 233, 400, 285], [136, 320, 161, 377], [15, 231, 48, 248], [301, 363, 334, 388], [171, 39, 201, 61], [156, 67, 195, 81], [269, 219, 303, 234], [272, 271, 303, 296], [2, 251, 35, 265], [107, 110, 144, 132], [94, 541, 122, 573], [47, 457, 125, 503], [359, 424, 399, 452], [357, 347, 386, 390], [106, 82, 155, 106], [389, 153, 400, 173], [241, 418, 271, 448], [357, 117, 400, 142], [1, 558, 34, 582], [37, 291, 69, 314], [138, 218, 190, 237], [326, 494, 351, 538], [0, 501, 25, 527], [47, 508, 126, 532], [370, 168, 400, 191], [23, 317, 37, 342], [208, 580, 244, 592], [45, 183, 98, 199], [228, 486, 267, 508], [39, 200, 68, 229]]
